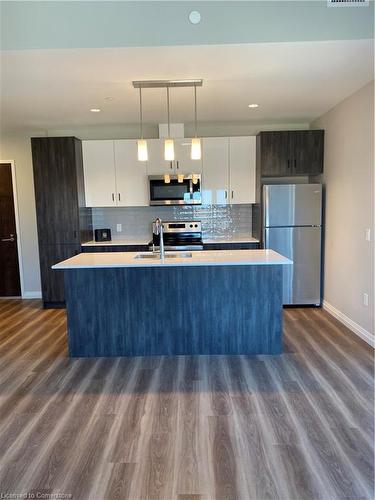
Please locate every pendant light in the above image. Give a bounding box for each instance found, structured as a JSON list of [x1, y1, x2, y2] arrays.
[[164, 87, 175, 161], [137, 88, 148, 161], [191, 84, 201, 160]]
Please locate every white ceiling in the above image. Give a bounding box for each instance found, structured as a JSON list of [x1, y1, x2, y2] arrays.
[[1, 39, 373, 133]]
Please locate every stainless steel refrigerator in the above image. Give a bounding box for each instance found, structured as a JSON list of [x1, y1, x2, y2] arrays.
[[263, 184, 322, 306]]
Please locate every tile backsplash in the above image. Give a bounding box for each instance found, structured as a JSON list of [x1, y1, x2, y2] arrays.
[[92, 204, 253, 241]]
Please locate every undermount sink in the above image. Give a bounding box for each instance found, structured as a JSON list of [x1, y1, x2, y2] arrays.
[[134, 252, 193, 260]]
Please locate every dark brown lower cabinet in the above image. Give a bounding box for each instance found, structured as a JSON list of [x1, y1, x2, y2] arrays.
[[39, 244, 80, 308]]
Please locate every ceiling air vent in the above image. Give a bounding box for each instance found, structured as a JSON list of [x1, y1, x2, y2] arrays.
[[327, 0, 369, 6]]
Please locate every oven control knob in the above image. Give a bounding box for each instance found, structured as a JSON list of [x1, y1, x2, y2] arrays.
[[195, 224, 198, 228], [190, 224, 193, 228]]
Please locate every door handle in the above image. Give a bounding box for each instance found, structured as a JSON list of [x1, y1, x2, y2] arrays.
[[231, 190, 234, 199], [294, 159, 297, 169], [287, 159, 290, 169], [170, 161, 173, 170], [118, 193, 121, 202], [112, 193, 115, 202], [224, 190, 228, 200], [176, 161, 179, 170], [1, 236, 15, 242]]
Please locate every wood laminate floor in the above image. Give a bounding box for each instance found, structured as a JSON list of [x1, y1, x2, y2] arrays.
[[0, 299, 373, 500]]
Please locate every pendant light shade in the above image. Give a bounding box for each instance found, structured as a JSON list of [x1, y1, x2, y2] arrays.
[[164, 139, 175, 161], [191, 137, 201, 160], [137, 139, 148, 161], [191, 85, 201, 160], [164, 174, 171, 184], [137, 88, 148, 162]]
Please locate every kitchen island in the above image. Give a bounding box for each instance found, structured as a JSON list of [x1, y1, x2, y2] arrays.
[[53, 250, 291, 357]]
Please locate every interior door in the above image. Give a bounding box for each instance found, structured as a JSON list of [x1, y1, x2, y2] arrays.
[[202, 137, 229, 205], [229, 136, 256, 204], [0, 163, 21, 296], [82, 140, 117, 207], [114, 140, 148, 206]]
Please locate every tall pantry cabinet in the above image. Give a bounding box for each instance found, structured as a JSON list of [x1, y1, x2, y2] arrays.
[[31, 137, 92, 308]]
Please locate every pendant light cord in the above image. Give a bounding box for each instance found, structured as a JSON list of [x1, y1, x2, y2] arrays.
[[139, 88, 143, 139], [167, 87, 171, 138], [194, 84, 198, 138]]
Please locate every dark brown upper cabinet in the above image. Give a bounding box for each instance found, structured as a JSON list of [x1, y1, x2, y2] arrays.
[[32, 137, 91, 245], [257, 130, 324, 177]]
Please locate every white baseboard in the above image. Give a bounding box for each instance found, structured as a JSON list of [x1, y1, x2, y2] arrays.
[[323, 300, 374, 348], [22, 291, 42, 299]]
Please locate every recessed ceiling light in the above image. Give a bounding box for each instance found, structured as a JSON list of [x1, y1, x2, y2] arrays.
[[248, 104, 259, 108], [189, 11, 201, 24], [104, 96, 113, 101], [90, 108, 101, 113]]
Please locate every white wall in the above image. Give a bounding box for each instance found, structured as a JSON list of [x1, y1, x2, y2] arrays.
[[0, 120, 308, 296], [312, 81, 374, 344]]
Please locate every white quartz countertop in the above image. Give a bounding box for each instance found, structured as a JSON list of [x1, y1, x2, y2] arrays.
[[81, 235, 259, 246], [52, 249, 291, 270], [203, 235, 259, 244], [81, 238, 148, 246]]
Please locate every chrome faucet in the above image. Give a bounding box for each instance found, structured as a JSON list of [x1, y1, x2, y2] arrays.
[[153, 218, 165, 259]]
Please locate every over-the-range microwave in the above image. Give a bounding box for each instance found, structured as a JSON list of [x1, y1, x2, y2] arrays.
[[149, 174, 201, 206]]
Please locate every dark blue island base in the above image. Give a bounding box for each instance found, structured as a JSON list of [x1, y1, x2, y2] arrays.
[[64, 265, 283, 357]]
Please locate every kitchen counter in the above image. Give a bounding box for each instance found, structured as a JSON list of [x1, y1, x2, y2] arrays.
[[81, 238, 148, 246], [203, 235, 259, 244], [53, 249, 290, 270], [55, 249, 290, 358], [81, 235, 260, 247]]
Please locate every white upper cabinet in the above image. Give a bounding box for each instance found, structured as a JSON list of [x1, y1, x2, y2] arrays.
[[83, 136, 256, 208], [82, 140, 117, 207], [114, 140, 148, 207], [229, 136, 256, 204], [202, 137, 230, 205], [146, 139, 202, 175], [146, 139, 174, 175], [174, 138, 203, 175]]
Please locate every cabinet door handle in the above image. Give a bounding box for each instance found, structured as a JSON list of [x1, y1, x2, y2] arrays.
[[118, 193, 121, 202], [287, 159, 290, 169], [176, 161, 179, 170], [112, 193, 115, 202], [170, 161, 173, 170], [231, 190, 234, 199], [294, 159, 297, 169], [224, 190, 228, 199]]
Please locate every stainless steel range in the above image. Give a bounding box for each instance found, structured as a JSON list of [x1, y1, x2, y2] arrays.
[[149, 221, 203, 251]]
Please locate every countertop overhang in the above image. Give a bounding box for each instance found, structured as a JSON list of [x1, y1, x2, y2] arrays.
[[52, 249, 292, 270]]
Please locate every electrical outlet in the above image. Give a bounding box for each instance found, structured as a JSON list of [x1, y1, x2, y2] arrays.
[[365, 228, 371, 241], [116, 224, 122, 232], [363, 293, 369, 307]]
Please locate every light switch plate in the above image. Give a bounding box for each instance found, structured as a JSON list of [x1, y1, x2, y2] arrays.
[[365, 228, 371, 241], [116, 224, 122, 232]]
